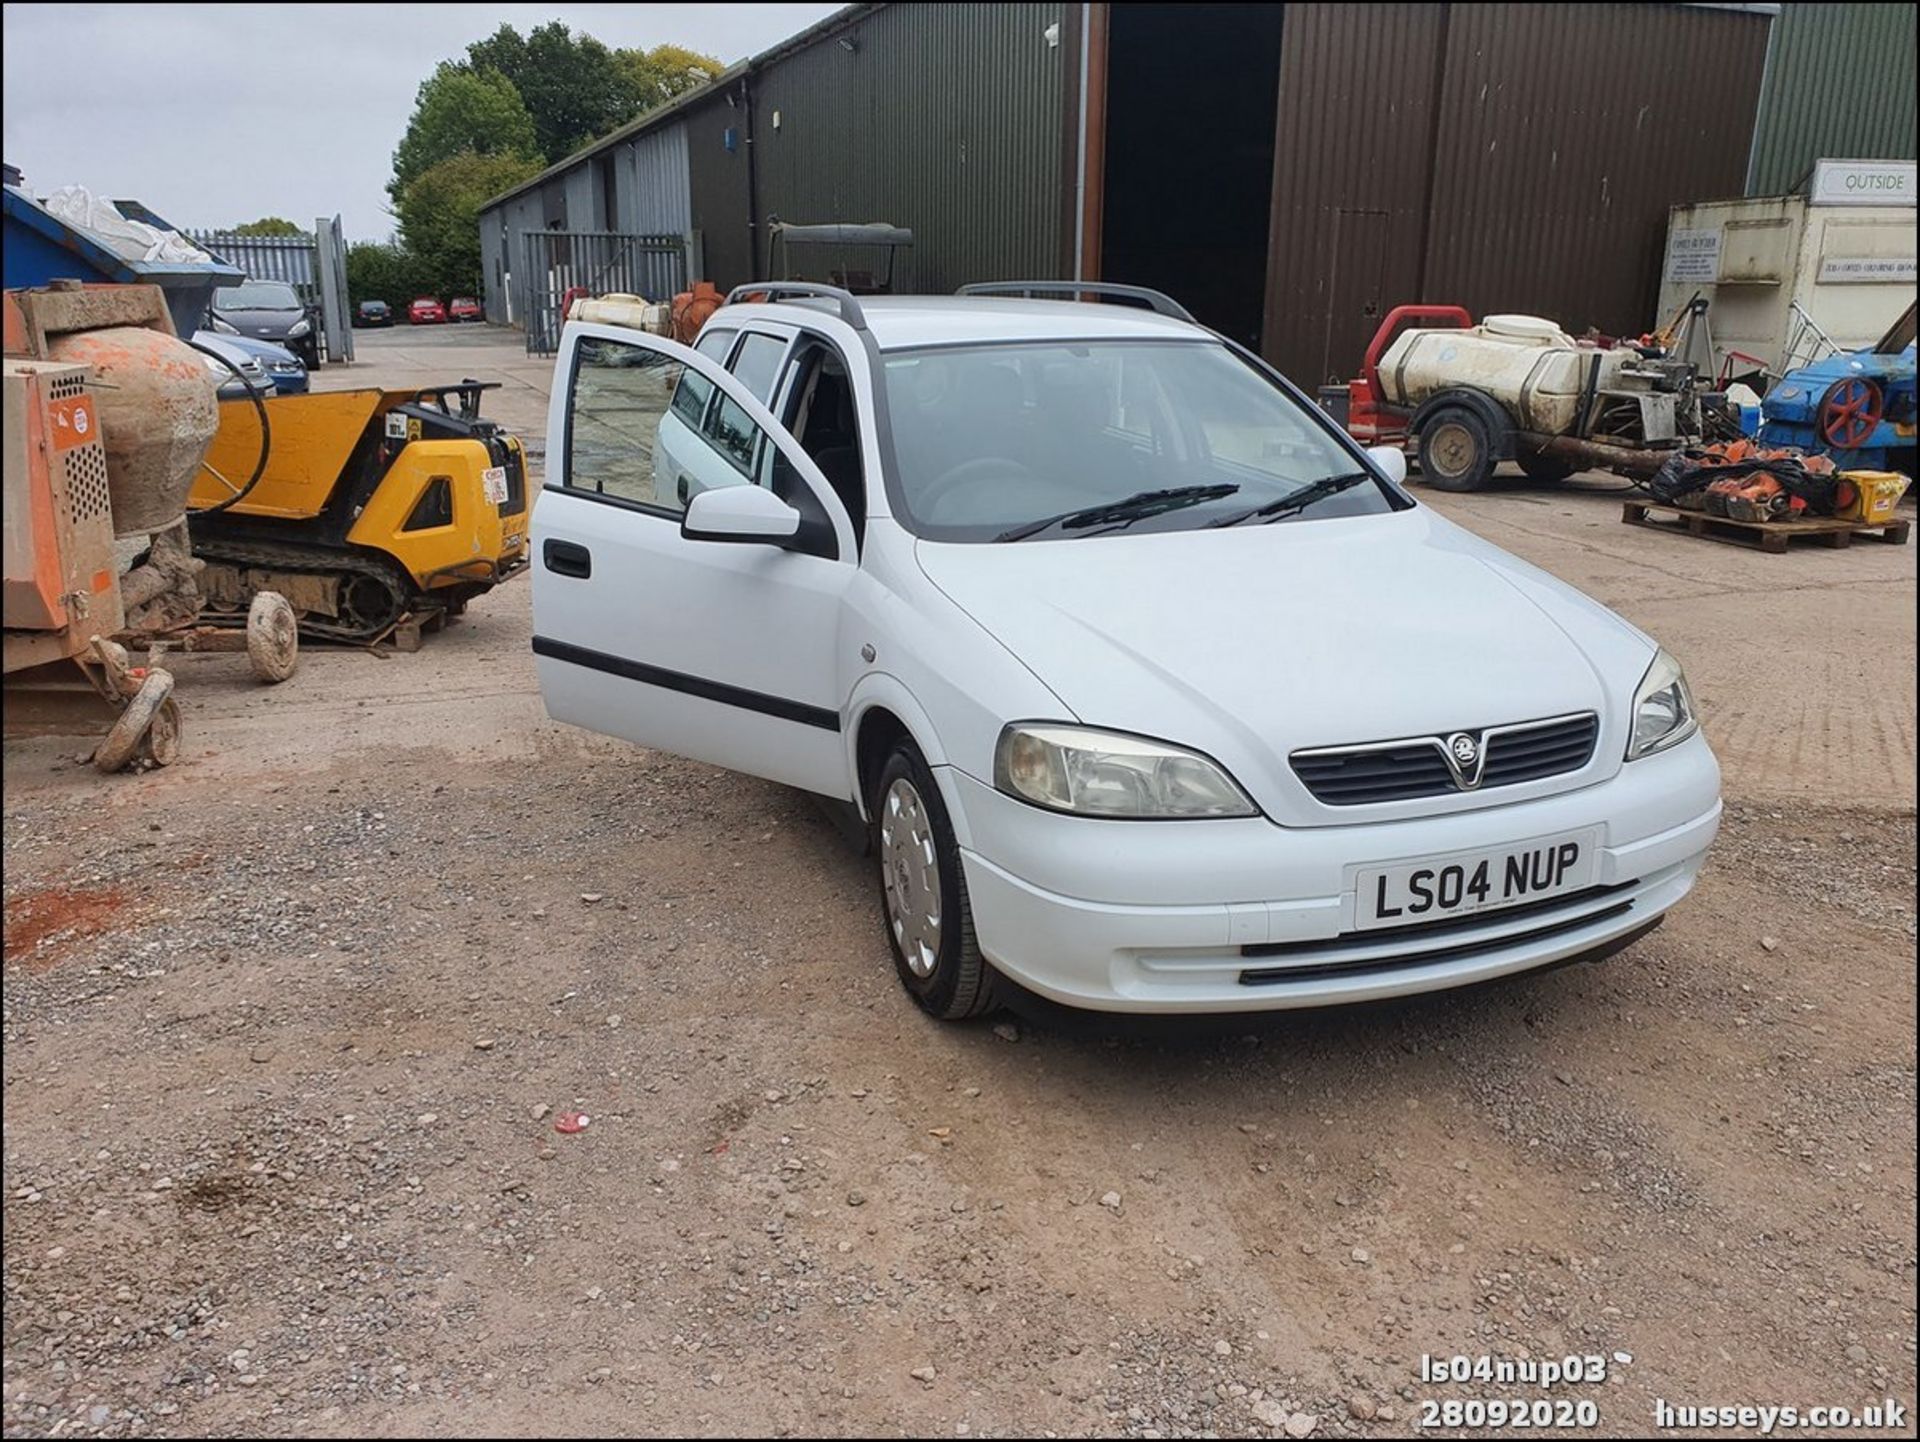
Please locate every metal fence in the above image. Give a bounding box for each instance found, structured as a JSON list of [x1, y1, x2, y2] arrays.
[[185, 220, 354, 363], [518, 230, 689, 356], [184, 231, 317, 298]]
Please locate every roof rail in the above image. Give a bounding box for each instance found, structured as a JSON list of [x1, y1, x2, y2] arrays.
[[956, 281, 1196, 324], [725, 281, 867, 331]]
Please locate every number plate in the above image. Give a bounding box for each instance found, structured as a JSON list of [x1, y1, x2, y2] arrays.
[[482, 466, 509, 504], [1355, 828, 1601, 931]]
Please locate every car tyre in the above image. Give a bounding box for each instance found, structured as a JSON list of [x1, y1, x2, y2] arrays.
[[1417, 406, 1497, 491], [872, 739, 1003, 1021]]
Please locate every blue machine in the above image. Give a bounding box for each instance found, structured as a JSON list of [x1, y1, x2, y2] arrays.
[[3, 175, 241, 339], [1759, 302, 1917, 474]]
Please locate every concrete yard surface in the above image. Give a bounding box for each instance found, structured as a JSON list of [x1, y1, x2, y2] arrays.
[[4, 323, 1914, 1439]]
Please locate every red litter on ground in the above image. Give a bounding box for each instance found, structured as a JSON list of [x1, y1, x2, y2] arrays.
[[554, 1111, 591, 1134]]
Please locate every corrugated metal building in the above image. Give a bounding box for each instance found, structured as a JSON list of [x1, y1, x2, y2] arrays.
[[477, 1, 1914, 380], [1746, 2, 1918, 197]]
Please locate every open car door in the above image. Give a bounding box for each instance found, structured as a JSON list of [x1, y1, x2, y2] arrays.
[[532, 322, 859, 799]]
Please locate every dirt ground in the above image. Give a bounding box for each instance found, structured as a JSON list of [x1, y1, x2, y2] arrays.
[[4, 326, 1914, 1439]]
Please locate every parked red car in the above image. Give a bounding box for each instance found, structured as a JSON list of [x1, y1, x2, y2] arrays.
[[408, 297, 446, 325], [448, 296, 484, 323]]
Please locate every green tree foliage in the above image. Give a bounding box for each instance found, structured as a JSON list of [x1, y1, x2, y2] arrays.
[[345, 241, 437, 309], [615, 43, 724, 115], [466, 21, 669, 163], [231, 216, 306, 237], [389, 63, 538, 204], [396, 151, 541, 297]]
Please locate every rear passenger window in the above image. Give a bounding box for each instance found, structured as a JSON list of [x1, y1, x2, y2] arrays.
[[693, 328, 736, 363], [728, 332, 789, 404], [670, 369, 714, 426]]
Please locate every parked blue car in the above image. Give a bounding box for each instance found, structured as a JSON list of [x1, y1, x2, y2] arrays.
[[1760, 302, 1916, 475], [200, 326, 309, 395]]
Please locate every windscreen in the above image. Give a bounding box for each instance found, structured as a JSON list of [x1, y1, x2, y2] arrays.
[[216, 282, 302, 311], [880, 340, 1394, 541]]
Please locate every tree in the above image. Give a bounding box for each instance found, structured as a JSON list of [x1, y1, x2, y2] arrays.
[[396, 151, 541, 297], [346, 241, 436, 309], [232, 216, 306, 237], [390, 63, 539, 204], [615, 43, 723, 115], [466, 21, 641, 163]]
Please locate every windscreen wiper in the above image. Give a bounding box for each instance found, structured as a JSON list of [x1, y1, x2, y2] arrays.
[[994, 484, 1240, 542], [1206, 471, 1373, 528]]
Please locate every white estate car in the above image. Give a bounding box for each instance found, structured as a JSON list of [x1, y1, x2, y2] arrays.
[[532, 282, 1721, 1020]]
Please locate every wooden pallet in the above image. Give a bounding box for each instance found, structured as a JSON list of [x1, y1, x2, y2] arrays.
[[1622, 500, 1911, 554]]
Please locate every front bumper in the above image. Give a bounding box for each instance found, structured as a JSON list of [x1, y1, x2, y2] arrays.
[[950, 731, 1720, 1013]]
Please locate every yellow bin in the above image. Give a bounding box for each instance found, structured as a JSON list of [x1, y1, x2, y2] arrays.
[[1834, 470, 1911, 525]]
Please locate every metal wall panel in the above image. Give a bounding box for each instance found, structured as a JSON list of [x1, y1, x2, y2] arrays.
[[748, 2, 1069, 292], [495, 192, 548, 324], [562, 166, 597, 233], [618, 122, 693, 237], [1748, 3, 1918, 196], [1261, 2, 1772, 383], [685, 89, 755, 289], [480, 215, 507, 322], [1262, 3, 1448, 384], [1421, 3, 1770, 345], [186, 231, 318, 297]]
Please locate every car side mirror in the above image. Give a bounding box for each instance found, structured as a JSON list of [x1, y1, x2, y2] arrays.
[[681, 485, 801, 546], [1366, 444, 1409, 487]]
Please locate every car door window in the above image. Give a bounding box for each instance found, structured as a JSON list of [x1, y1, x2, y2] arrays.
[[567, 334, 756, 515], [693, 328, 736, 363], [727, 332, 790, 405], [781, 338, 866, 535]]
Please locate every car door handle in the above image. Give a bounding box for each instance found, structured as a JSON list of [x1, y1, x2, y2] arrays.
[[543, 539, 591, 579]]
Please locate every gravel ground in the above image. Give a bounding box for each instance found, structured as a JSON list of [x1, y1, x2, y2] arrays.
[[5, 326, 1914, 1437], [3, 598, 1913, 1438]]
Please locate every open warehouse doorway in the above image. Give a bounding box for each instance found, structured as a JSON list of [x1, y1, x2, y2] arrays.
[[1097, 4, 1283, 351]]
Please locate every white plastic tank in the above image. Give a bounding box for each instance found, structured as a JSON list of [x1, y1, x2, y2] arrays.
[[1376, 316, 1608, 434], [568, 293, 673, 335]]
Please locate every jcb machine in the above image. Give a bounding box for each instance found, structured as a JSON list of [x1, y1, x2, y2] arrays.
[[188, 382, 530, 642]]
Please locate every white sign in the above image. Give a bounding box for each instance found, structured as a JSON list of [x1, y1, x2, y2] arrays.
[[1818, 255, 1919, 284], [1664, 227, 1722, 283], [1809, 159, 1916, 207]]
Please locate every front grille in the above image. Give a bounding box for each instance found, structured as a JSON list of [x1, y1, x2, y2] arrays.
[[1291, 712, 1598, 805], [1292, 738, 1454, 804], [1238, 878, 1646, 986], [1481, 713, 1599, 787]]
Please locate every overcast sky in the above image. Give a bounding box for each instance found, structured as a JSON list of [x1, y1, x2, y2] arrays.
[[2, 3, 841, 243]]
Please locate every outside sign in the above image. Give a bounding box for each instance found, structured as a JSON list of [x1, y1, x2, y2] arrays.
[[1664, 228, 1722, 283], [1809, 160, 1917, 207]]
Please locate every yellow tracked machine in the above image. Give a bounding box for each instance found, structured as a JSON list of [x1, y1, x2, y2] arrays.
[[188, 380, 530, 642]]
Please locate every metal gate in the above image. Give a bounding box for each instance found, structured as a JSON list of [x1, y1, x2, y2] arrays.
[[184, 216, 354, 363], [519, 230, 689, 356]]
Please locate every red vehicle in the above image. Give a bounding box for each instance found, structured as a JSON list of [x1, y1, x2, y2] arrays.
[[408, 296, 446, 325], [448, 296, 483, 323]]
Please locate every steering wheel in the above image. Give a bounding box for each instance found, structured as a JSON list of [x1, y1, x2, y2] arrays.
[[1819, 376, 1884, 450], [917, 455, 1035, 518]]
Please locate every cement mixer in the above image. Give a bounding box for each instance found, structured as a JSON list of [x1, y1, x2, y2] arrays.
[[1339, 305, 1718, 491], [4, 281, 298, 771]]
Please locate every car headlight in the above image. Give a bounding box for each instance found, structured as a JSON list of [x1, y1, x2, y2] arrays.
[[1625, 647, 1698, 760], [209, 316, 239, 335], [288, 318, 311, 338], [993, 723, 1257, 818]]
